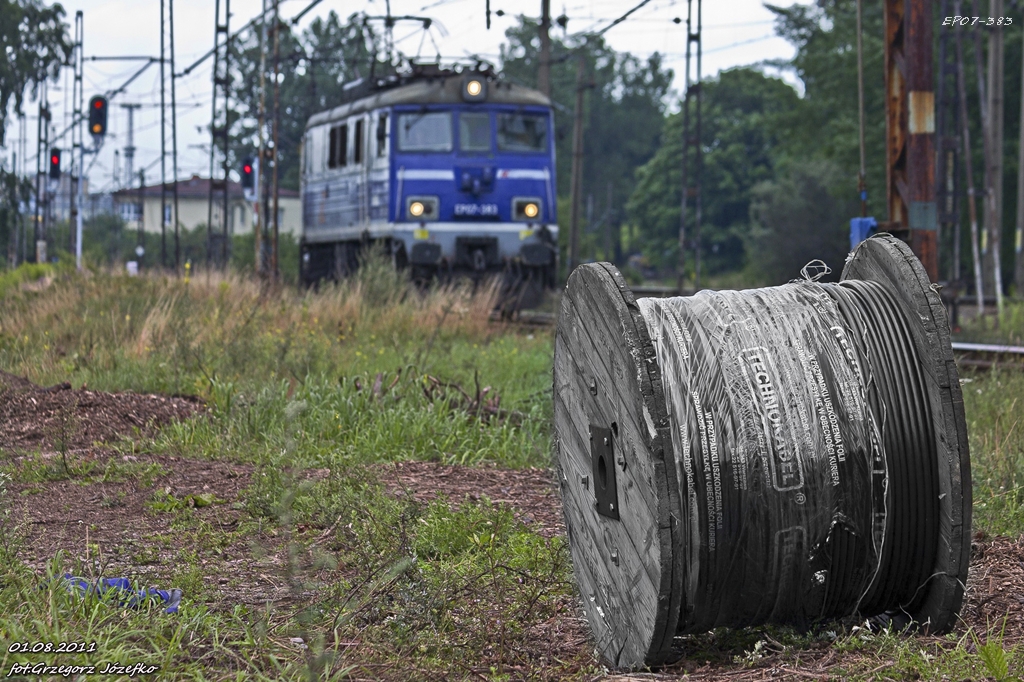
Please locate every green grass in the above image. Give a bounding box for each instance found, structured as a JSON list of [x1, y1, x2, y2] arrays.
[[954, 300, 1024, 537], [0, 259, 1022, 680], [0, 262, 60, 298], [0, 258, 590, 680], [961, 370, 1024, 537]]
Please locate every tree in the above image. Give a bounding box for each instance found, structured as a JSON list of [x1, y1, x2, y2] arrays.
[[500, 17, 673, 263], [0, 0, 71, 147], [765, 0, 887, 218], [748, 160, 856, 284], [0, 0, 71, 264], [230, 11, 380, 191], [627, 67, 802, 274]]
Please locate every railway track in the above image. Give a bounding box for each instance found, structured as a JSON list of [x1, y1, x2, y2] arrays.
[[950, 342, 1024, 370]]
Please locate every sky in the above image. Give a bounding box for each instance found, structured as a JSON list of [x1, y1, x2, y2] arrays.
[[4, 0, 815, 195]]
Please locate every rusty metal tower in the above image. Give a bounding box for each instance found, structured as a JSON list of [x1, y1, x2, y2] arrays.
[[883, 0, 938, 281], [935, 0, 961, 284]]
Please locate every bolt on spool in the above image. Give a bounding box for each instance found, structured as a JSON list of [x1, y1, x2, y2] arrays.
[[552, 234, 971, 670]]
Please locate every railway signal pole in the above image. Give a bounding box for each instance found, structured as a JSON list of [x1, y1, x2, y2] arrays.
[[677, 0, 702, 293], [206, 0, 231, 269], [271, 0, 281, 280], [160, 0, 168, 268], [538, 0, 551, 98], [255, 0, 268, 277], [883, 0, 938, 281], [120, 103, 141, 189], [71, 11, 85, 270], [567, 52, 586, 275], [170, 0, 181, 270], [34, 89, 50, 263]]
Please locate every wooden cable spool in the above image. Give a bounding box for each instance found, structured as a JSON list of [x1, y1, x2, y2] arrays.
[[552, 234, 971, 669]]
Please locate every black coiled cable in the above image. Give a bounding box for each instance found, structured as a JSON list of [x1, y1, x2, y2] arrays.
[[827, 280, 939, 616], [642, 277, 941, 633]]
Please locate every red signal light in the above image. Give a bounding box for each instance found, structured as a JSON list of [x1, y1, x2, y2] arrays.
[[243, 164, 252, 173], [48, 147, 61, 179], [94, 100, 102, 108]]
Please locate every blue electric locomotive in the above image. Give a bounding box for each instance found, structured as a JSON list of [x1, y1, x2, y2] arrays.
[[299, 64, 559, 290]]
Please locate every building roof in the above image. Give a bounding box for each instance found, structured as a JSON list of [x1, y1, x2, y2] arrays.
[[112, 175, 298, 200]]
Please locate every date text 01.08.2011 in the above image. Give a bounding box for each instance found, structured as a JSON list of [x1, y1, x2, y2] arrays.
[[7, 641, 98, 654]]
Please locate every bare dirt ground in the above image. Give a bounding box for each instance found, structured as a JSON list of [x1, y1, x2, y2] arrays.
[[0, 370, 202, 452], [390, 460, 564, 538], [1, 373, 1022, 680]]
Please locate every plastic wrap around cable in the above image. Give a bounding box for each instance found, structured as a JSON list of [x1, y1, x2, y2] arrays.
[[638, 276, 938, 632]]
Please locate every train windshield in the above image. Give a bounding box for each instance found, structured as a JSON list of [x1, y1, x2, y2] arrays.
[[459, 112, 491, 152], [397, 112, 452, 152], [496, 112, 548, 152]]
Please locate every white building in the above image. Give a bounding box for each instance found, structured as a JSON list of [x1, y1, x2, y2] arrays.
[[112, 175, 301, 236]]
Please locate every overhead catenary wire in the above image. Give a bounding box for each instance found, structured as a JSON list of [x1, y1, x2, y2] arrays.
[[589, 0, 654, 38], [177, 0, 310, 77]]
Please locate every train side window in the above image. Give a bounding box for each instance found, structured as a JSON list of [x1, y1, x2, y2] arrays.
[[376, 113, 388, 157], [328, 124, 348, 168], [337, 124, 348, 167], [328, 127, 338, 168], [354, 119, 364, 164]]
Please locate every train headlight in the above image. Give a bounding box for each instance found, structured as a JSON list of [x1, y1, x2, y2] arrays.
[[461, 75, 488, 102], [513, 197, 543, 222], [406, 195, 439, 221]]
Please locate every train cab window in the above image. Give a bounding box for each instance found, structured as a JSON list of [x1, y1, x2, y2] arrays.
[[397, 111, 452, 152], [497, 113, 548, 152], [328, 124, 348, 168], [354, 119, 364, 164], [376, 113, 388, 157], [459, 112, 491, 152]]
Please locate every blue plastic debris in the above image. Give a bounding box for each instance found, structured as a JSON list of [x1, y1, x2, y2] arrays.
[[58, 574, 182, 614], [850, 216, 878, 250]]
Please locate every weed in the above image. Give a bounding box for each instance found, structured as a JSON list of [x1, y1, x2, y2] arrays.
[[963, 369, 1024, 536], [4, 449, 98, 483], [99, 491, 126, 508], [99, 458, 167, 487], [0, 470, 21, 564], [146, 489, 224, 514], [49, 395, 80, 476]]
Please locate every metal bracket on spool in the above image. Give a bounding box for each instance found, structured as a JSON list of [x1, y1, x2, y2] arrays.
[[590, 425, 620, 520]]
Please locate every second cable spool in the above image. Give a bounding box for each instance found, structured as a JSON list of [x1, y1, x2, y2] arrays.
[[552, 234, 971, 670]]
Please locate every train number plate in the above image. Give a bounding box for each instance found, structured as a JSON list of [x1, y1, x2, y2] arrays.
[[454, 203, 499, 217]]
